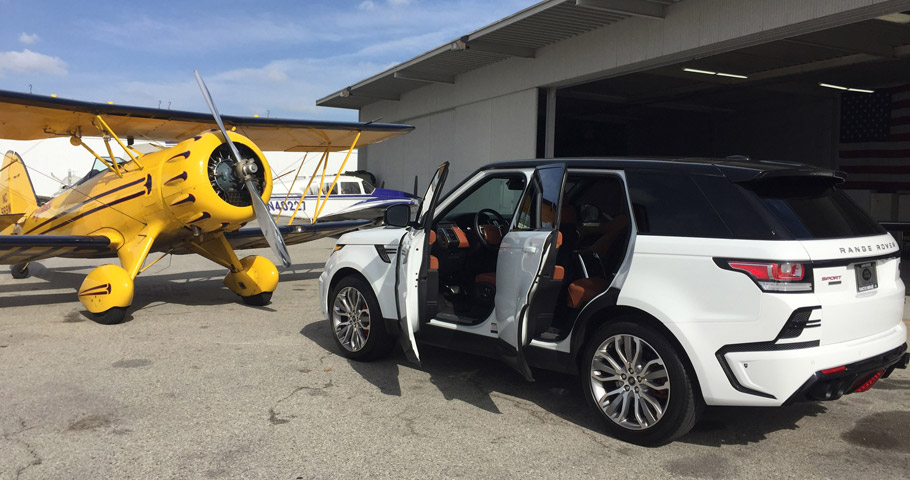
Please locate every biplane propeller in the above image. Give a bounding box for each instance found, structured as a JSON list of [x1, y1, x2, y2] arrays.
[[0, 74, 413, 324]]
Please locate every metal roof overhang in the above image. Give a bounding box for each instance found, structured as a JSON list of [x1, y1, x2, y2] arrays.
[[317, 0, 678, 109]]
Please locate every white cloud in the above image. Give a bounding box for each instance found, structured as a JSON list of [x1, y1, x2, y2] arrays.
[[358, 1, 375, 10], [0, 49, 67, 75], [18, 32, 38, 44]]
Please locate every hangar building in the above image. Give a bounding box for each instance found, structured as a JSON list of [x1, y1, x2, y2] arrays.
[[318, 0, 910, 221]]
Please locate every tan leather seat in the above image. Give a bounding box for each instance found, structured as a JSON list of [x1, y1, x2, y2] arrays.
[[567, 277, 607, 308], [429, 230, 439, 270], [475, 271, 496, 285]]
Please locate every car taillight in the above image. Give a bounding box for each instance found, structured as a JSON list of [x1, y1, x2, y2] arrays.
[[852, 370, 885, 393], [718, 260, 813, 292]]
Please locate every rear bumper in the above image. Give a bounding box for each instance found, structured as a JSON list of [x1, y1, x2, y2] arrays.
[[716, 323, 907, 405], [784, 343, 908, 404]]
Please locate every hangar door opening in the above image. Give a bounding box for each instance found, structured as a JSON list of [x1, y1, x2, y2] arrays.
[[539, 14, 910, 195]]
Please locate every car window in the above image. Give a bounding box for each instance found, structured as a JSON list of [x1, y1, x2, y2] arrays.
[[742, 177, 884, 239], [441, 174, 527, 222], [693, 175, 782, 240], [627, 172, 729, 238]]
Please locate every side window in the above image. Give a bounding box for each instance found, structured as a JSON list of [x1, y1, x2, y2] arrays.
[[513, 181, 539, 231], [627, 171, 729, 238], [693, 175, 781, 240], [441, 174, 527, 222], [322, 183, 339, 195], [340, 182, 361, 194]]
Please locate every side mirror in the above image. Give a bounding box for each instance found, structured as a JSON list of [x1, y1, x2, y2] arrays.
[[384, 203, 412, 227]]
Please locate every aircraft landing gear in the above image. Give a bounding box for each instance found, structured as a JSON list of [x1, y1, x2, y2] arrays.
[[78, 264, 134, 325], [90, 306, 129, 325], [224, 255, 278, 307], [241, 291, 273, 306], [11, 262, 29, 279]]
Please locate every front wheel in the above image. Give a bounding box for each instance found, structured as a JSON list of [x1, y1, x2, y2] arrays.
[[581, 321, 700, 446], [11, 263, 29, 279], [329, 276, 394, 361]]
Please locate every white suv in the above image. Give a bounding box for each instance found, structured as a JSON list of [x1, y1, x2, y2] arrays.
[[318, 159, 909, 445]]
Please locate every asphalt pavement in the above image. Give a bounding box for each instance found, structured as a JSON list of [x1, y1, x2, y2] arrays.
[[1, 238, 908, 479]]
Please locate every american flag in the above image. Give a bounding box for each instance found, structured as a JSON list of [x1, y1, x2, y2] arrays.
[[838, 83, 910, 190]]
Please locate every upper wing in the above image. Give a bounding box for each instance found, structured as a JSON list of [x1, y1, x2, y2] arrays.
[[225, 220, 370, 250], [0, 234, 113, 264], [0, 89, 413, 152]]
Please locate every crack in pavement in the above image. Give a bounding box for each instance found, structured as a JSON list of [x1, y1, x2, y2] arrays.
[[267, 380, 335, 425], [2, 417, 43, 480]]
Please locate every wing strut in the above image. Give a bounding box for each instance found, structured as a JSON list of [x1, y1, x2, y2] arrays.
[[274, 152, 309, 223], [312, 131, 361, 223], [285, 147, 330, 225]]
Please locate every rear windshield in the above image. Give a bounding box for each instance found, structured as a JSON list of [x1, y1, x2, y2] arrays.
[[627, 172, 884, 240], [743, 176, 884, 240]]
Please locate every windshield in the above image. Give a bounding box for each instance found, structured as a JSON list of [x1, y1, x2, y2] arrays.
[[74, 157, 128, 187]]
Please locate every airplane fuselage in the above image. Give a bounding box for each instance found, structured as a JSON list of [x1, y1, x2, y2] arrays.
[[17, 132, 273, 266]]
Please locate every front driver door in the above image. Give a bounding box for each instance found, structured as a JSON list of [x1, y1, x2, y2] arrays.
[[397, 162, 448, 364], [494, 163, 566, 380]]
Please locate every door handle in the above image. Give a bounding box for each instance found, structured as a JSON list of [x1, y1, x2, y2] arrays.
[[523, 246, 538, 254]]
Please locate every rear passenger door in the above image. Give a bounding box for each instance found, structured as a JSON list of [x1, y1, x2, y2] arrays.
[[494, 163, 566, 380]]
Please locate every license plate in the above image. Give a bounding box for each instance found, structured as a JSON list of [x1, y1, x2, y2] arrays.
[[855, 262, 878, 292]]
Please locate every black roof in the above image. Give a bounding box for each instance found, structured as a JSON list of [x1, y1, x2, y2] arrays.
[[481, 157, 845, 183]]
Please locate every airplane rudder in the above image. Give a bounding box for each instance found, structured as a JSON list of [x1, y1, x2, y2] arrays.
[[1, 150, 40, 214]]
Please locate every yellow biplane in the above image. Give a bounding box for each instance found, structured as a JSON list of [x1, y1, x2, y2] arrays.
[[0, 72, 412, 324]]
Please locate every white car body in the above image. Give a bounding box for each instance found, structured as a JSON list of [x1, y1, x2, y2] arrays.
[[318, 158, 909, 444]]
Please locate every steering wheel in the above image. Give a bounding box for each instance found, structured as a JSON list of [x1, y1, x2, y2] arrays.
[[474, 208, 508, 249]]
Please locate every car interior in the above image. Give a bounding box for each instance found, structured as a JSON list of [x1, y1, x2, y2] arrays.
[[427, 171, 632, 339]]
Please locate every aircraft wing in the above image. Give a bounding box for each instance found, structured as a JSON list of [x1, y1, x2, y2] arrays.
[[0, 234, 113, 264], [225, 220, 371, 250], [0, 89, 413, 152]]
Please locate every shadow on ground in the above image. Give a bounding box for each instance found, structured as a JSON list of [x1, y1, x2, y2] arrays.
[[0, 260, 325, 323], [301, 321, 833, 447]]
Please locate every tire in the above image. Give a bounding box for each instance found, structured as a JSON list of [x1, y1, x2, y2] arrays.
[[91, 306, 128, 325], [241, 291, 272, 306], [328, 276, 395, 361], [581, 320, 700, 446], [11, 263, 29, 279]]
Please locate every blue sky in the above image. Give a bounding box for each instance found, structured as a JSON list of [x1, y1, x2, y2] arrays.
[[0, 0, 537, 121]]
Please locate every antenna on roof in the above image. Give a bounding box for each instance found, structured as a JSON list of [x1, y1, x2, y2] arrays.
[[726, 155, 751, 162]]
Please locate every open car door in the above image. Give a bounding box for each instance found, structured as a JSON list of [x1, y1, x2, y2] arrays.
[[396, 162, 448, 364], [494, 163, 567, 380]]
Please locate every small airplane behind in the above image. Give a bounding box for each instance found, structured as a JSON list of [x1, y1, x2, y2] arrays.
[[267, 173, 417, 224], [0, 72, 413, 324]]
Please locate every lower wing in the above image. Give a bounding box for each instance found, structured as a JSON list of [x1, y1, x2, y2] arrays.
[[225, 220, 370, 250], [0, 235, 114, 264]]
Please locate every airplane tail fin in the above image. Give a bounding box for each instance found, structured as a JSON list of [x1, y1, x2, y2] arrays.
[[0, 151, 40, 232]]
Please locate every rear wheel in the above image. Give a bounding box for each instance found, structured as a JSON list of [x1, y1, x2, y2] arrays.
[[581, 321, 699, 446], [329, 276, 394, 361]]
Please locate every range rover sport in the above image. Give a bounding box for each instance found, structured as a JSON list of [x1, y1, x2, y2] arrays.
[[318, 158, 909, 445]]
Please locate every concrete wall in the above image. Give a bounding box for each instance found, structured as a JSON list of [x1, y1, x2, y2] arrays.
[[358, 0, 909, 190], [363, 89, 538, 193]]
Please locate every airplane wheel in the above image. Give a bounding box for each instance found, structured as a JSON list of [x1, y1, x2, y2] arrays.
[[91, 306, 129, 325], [11, 263, 29, 279], [241, 291, 272, 306]]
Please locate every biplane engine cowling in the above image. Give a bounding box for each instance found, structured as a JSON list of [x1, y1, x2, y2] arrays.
[[160, 132, 273, 233]]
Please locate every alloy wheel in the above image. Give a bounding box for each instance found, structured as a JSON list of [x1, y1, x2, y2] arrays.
[[332, 286, 371, 352], [589, 334, 670, 430]]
